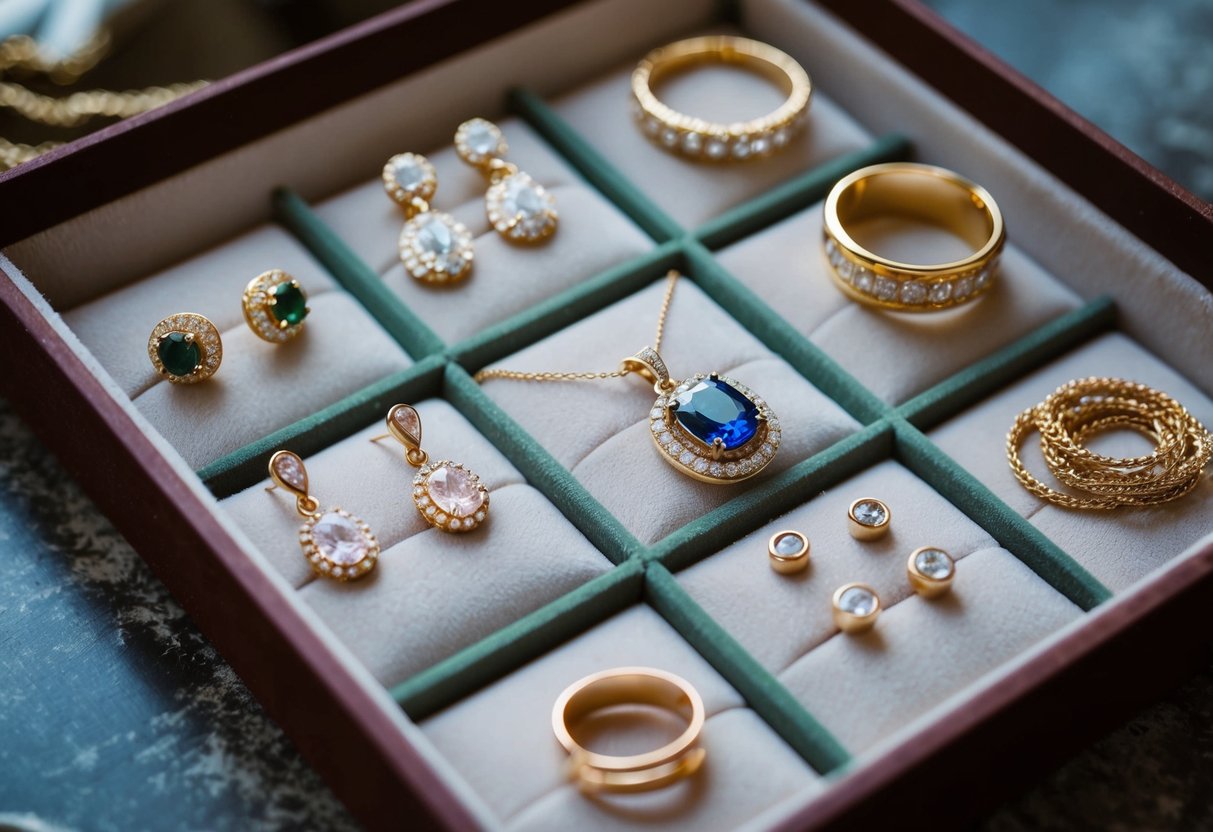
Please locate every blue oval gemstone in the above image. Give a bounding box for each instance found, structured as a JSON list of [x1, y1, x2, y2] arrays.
[[671, 377, 760, 450]]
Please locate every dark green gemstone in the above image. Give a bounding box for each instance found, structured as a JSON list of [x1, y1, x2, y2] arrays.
[[157, 331, 201, 377], [271, 281, 308, 326]]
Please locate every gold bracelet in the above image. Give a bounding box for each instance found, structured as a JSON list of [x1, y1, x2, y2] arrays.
[[1006, 377, 1212, 510], [631, 35, 811, 162], [823, 162, 1005, 312], [552, 667, 706, 793]]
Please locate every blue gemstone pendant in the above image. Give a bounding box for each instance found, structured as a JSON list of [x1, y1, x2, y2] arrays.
[[627, 348, 781, 484]]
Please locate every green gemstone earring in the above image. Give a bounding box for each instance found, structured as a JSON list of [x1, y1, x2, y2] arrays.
[[242, 269, 310, 343], [148, 312, 223, 383]]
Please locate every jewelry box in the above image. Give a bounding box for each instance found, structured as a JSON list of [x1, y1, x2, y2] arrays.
[[1, 0, 1211, 828]]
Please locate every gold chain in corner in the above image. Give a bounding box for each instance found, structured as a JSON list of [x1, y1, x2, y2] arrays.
[[473, 270, 681, 384]]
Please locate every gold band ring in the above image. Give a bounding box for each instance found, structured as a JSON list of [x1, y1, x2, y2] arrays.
[[631, 36, 811, 162], [552, 666, 706, 793], [823, 162, 1005, 311]]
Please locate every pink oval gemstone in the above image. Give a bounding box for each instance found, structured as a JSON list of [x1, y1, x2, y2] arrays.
[[312, 512, 369, 565], [426, 465, 484, 518]]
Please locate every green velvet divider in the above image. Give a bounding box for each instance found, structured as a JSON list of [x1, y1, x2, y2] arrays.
[[693, 133, 913, 250], [892, 418, 1111, 610], [199, 355, 447, 497], [684, 240, 893, 425], [442, 362, 647, 565], [272, 187, 446, 359], [508, 87, 686, 243], [898, 296, 1118, 430], [393, 559, 646, 720], [447, 241, 683, 373], [644, 562, 851, 774], [648, 420, 894, 573]]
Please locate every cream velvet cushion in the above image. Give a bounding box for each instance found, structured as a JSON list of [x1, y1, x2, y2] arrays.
[[716, 204, 1083, 403], [550, 50, 873, 229], [221, 399, 613, 687], [60, 224, 412, 468], [479, 278, 862, 543], [422, 605, 823, 830], [312, 116, 654, 345], [931, 332, 1213, 592]]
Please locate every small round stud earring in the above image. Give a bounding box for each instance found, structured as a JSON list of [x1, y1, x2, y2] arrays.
[[848, 498, 890, 540], [832, 582, 881, 633], [907, 546, 955, 597], [242, 269, 309, 343], [454, 117, 558, 244], [266, 450, 380, 582], [767, 529, 810, 574], [371, 403, 490, 533], [383, 151, 475, 284], [148, 312, 222, 383]]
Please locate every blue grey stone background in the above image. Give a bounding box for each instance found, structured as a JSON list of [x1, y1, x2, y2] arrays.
[[1, 2, 1211, 830]]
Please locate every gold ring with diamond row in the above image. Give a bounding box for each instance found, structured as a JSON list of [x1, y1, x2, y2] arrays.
[[148, 313, 222, 383], [552, 667, 706, 793], [631, 35, 811, 162], [823, 162, 1005, 311], [242, 270, 309, 343]]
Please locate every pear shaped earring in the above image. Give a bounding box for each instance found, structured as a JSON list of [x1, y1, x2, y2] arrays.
[[454, 118, 558, 244], [372, 403, 491, 533], [383, 151, 475, 284], [266, 450, 380, 582]]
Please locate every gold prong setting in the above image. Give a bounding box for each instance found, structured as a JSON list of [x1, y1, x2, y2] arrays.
[[648, 372, 780, 484]]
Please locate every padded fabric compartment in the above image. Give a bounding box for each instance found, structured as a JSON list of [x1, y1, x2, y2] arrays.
[[300, 483, 613, 689], [930, 332, 1213, 592], [312, 116, 654, 344], [715, 204, 1083, 403], [220, 399, 526, 588], [421, 605, 823, 829], [549, 46, 873, 230], [778, 546, 1083, 753], [479, 278, 861, 542], [62, 223, 342, 398], [677, 459, 996, 672], [129, 291, 412, 468]]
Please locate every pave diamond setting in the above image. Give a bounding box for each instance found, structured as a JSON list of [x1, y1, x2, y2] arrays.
[[147, 313, 222, 383], [413, 461, 490, 533], [300, 508, 379, 582], [648, 371, 779, 484], [485, 172, 558, 243], [399, 211, 475, 284], [823, 230, 1000, 312], [242, 269, 309, 343]]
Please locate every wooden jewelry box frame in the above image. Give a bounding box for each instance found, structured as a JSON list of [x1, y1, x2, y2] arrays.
[[1, 0, 1211, 829]]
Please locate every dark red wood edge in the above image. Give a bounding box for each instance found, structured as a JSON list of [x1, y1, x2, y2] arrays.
[[0, 271, 482, 831], [815, 0, 1213, 285], [0, 0, 575, 248], [774, 540, 1213, 831]]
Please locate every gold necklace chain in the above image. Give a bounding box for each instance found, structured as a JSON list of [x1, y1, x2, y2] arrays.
[[1006, 377, 1211, 510], [473, 270, 680, 384], [0, 32, 208, 170]]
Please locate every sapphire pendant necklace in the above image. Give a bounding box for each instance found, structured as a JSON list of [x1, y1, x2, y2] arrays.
[[474, 270, 780, 485]]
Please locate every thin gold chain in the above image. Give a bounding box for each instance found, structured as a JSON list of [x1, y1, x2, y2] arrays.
[[0, 32, 208, 170], [473, 270, 680, 384]]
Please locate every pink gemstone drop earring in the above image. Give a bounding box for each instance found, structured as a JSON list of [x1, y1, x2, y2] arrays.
[[371, 403, 491, 533]]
